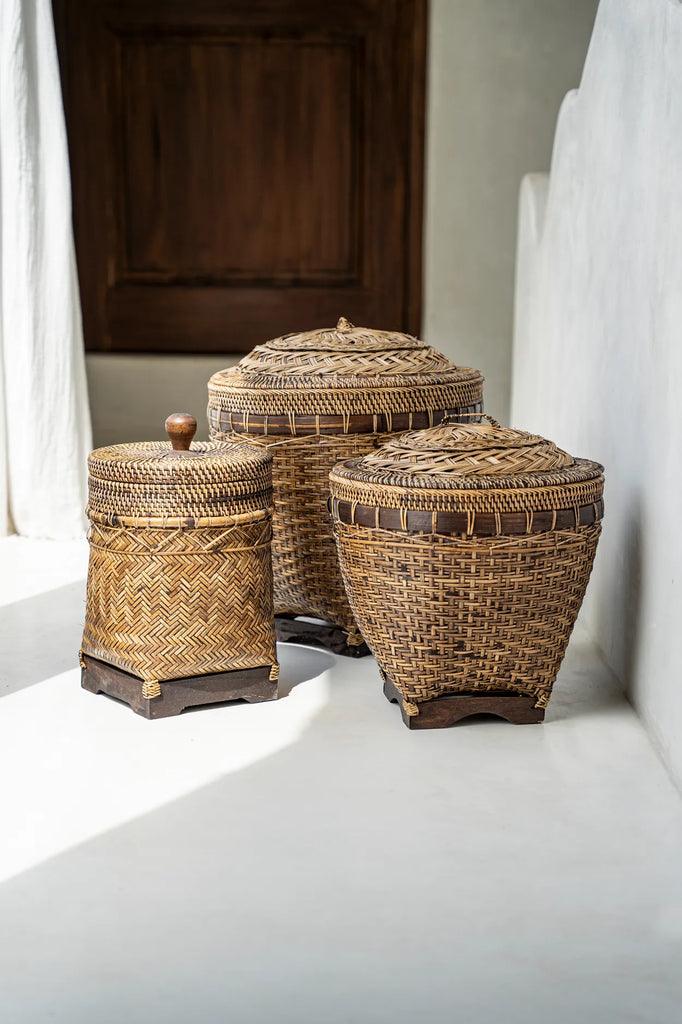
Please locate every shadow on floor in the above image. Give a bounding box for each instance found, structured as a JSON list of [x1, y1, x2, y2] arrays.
[[277, 643, 337, 697], [1, 635, 681, 1024], [91, 643, 337, 716], [0, 574, 337, 703], [0, 580, 86, 697]]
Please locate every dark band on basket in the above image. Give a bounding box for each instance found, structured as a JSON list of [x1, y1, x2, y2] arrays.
[[209, 404, 484, 437], [331, 497, 604, 537]]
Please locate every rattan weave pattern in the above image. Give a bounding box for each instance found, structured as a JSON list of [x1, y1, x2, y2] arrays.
[[328, 473, 604, 512], [87, 440, 272, 519], [207, 319, 485, 639], [218, 317, 469, 388], [351, 422, 574, 475], [329, 418, 604, 711], [208, 377, 483, 416], [221, 431, 389, 636], [82, 424, 278, 691], [208, 404, 483, 438], [333, 521, 601, 706], [82, 516, 277, 683], [253, 320, 424, 351], [331, 496, 604, 536]]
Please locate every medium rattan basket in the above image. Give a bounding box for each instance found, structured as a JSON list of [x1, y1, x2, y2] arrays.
[[207, 318, 484, 655], [329, 416, 604, 728], [80, 414, 279, 719]]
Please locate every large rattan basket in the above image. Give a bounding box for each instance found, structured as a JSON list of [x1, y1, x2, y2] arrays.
[[329, 416, 604, 728], [207, 318, 484, 655], [80, 414, 279, 719]]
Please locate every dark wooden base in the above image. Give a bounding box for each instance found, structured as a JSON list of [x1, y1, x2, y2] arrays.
[[275, 615, 370, 658], [382, 675, 545, 729], [81, 654, 277, 720]]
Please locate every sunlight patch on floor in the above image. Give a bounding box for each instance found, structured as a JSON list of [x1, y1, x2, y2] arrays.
[[0, 650, 331, 884]]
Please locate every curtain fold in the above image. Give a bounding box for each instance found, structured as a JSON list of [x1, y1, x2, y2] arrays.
[[0, 0, 91, 539]]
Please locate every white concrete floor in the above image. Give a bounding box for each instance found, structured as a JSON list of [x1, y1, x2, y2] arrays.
[[1, 536, 681, 1024]]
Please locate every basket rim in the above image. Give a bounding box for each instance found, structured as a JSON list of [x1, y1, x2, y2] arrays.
[[329, 456, 604, 493], [88, 438, 271, 470], [207, 365, 484, 394]]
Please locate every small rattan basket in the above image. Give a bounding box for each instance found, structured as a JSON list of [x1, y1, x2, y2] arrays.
[[80, 414, 279, 719], [329, 416, 604, 728], [207, 318, 484, 655]]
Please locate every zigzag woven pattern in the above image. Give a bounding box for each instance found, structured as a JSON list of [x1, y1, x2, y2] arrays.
[[333, 521, 602, 708], [82, 517, 277, 683]]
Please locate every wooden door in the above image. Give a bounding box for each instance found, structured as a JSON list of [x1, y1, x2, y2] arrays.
[[53, 0, 427, 354]]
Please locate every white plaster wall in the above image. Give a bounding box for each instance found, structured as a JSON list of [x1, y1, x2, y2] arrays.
[[513, 0, 682, 786], [424, 0, 598, 420]]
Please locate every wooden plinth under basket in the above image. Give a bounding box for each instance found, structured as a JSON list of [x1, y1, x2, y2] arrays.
[[381, 674, 545, 728], [80, 414, 279, 719], [330, 415, 604, 729], [81, 655, 277, 720], [207, 317, 484, 656], [274, 615, 370, 657]]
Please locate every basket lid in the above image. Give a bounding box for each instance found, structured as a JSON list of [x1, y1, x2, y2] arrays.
[[261, 316, 424, 355], [211, 316, 478, 383], [87, 414, 272, 521], [332, 416, 603, 493], [208, 317, 484, 424]]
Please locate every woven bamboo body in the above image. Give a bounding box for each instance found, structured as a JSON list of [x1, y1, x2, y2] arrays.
[[81, 421, 278, 700], [83, 511, 276, 686], [208, 319, 484, 644], [329, 419, 604, 717]]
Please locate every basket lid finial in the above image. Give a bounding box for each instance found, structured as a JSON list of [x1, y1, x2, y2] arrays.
[[336, 316, 355, 332], [165, 413, 197, 451]]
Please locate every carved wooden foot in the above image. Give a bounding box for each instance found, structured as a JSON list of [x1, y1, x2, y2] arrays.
[[81, 654, 277, 719], [275, 615, 370, 657], [382, 675, 545, 729]]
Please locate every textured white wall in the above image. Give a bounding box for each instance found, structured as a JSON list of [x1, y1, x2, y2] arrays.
[[513, 0, 682, 786], [424, 0, 598, 420]]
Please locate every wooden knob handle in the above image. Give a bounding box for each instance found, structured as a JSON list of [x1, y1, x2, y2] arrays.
[[165, 413, 197, 451]]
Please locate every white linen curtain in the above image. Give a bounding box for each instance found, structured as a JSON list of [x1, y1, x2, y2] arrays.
[[0, 0, 91, 538]]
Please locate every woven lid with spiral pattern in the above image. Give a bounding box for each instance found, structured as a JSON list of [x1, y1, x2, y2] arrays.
[[87, 414, 272, 521], [330, 417, 604, 515], [207, 317, 484, 425]]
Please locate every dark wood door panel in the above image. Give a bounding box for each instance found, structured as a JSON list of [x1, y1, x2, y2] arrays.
[[54, 0, 426, 353], [110, 284, 383, 353], [121, 36, 358, 282]]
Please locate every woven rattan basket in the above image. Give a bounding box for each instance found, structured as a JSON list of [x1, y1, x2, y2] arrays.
[[207, 318, 484, 655], [329, 416, 604, 728], [80, 414, 279, 719]]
